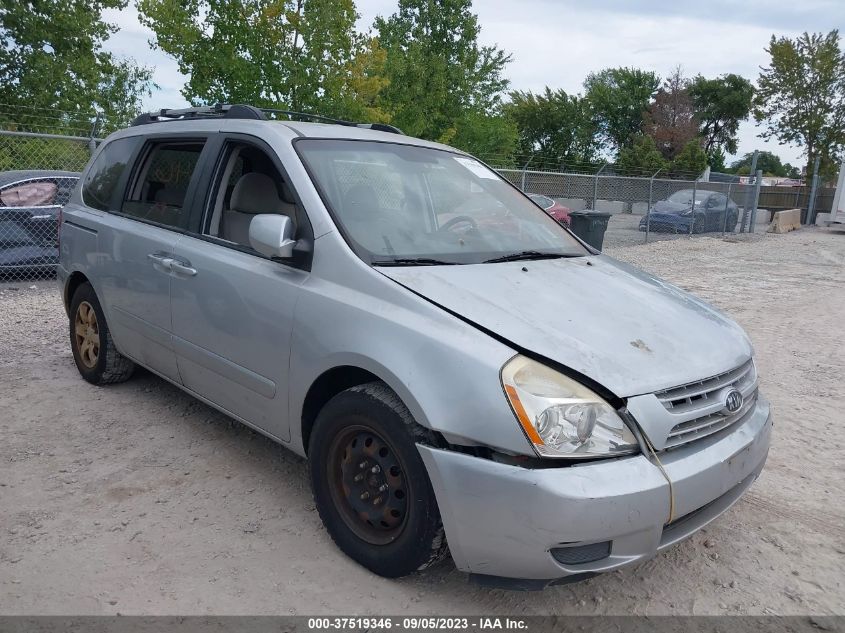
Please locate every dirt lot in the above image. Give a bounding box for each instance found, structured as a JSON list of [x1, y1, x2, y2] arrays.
[[1, 227, 844, 615]]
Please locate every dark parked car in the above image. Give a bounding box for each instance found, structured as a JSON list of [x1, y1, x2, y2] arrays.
[[639, 189, 739, 234], [0, 170, 79, 275], [529, 193, 571, 226]]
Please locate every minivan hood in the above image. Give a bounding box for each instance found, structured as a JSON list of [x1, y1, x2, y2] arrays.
[[380, 256, 752, 397]]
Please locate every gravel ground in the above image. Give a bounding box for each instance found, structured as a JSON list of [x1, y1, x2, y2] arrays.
[[1, 227, 844, 615]]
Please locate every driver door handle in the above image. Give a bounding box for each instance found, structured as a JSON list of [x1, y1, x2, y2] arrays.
[[147, 252, 174, 272], [169, 260, 197, 277]]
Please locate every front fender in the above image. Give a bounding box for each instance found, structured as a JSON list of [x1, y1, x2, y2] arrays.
[[286, 274, 531, 458]]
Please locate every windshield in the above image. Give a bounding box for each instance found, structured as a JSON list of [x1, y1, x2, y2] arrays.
[[668, 190, 710, 205], [296, 140, 587, 264]]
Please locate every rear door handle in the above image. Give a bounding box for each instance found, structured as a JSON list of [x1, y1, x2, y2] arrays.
[[169, 260, 197, 277]]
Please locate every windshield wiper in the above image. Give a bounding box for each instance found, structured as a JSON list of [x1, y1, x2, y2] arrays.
[[483, 251, 579, 264], [372, 257, 459, 266]]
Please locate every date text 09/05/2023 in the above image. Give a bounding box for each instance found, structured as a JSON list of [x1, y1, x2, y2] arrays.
[[306, 617, 529, 630]]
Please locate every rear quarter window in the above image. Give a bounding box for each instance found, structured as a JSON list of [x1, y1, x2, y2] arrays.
[[82, 137, 137, 211]]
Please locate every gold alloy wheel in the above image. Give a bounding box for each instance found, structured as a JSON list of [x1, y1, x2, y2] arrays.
[[74, 301, 100, 369]]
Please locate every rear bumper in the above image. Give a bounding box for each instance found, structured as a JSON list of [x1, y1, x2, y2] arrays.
[[418, 394, 771, 584]]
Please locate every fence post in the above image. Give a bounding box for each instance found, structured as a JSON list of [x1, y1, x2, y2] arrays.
[[520, 153, 535, 192], [806, 156, 821, 225], [689, 178, 698, 236], [722, 183, 732, 235], [88, 112, 101, 155], [645, 168, 661, 244], [740, 151, 758, 233], [749, 170, 763, 233], [592, 163, 607, 211]]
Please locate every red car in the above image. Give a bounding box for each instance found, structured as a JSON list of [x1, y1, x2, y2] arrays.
[[529, 193, 571, 226]]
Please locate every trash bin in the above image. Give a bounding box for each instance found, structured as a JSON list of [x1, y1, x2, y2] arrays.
[[568, 211, 611, 250]]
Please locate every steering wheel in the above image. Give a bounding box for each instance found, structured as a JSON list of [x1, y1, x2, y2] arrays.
[[438, 215, 478, 233]]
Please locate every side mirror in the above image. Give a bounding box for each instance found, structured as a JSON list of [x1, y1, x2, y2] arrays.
[[249, 214, 296, 259]]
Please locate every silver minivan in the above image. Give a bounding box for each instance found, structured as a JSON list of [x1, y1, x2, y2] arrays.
[[58, 105, 771, 589]]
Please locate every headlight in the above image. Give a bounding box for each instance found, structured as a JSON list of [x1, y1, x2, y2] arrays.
[[501, 355, 639, 459]]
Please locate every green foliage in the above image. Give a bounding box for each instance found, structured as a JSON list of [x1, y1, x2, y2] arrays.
[[0, 0, 153, 133], [784, 163, 801, 179], [448, 111, 518, 164], [729, 151, 800, 178], [670, 139, 708, 176], [688, 73, 754, 155], [138, 0, 388, 121], [754, 30, 845, 178], [333, 37, 391, 124], [504, 88, 598, 168], [707, 146, 727, 172], [616, 134, 668, 174], [583, 67, 660, 154], [0, 136, 92, 172], [375, 0, 511, 141]]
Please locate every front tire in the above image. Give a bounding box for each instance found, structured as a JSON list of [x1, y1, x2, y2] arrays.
[[69, 282, 135, 385], [309, 382, 448, 577]]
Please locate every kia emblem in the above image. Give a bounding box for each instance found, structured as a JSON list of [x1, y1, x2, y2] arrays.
[[724, 389, 743, 414]]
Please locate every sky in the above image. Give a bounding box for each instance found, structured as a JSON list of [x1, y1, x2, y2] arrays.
[[101, 0, 845, 167]]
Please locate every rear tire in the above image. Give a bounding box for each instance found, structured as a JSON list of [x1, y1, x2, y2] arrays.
[[69, 282, 135, 385], [309, 382, 448, 577]]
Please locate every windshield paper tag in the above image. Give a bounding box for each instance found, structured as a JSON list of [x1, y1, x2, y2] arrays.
[[454, 157, 498, 179]]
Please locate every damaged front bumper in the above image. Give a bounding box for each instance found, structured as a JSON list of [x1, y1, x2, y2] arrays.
[[418, 394, 772, 589]]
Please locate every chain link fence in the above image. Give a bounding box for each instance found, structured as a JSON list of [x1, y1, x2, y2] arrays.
[[496, 167, 773, 248], [0, 130, 99, 282]]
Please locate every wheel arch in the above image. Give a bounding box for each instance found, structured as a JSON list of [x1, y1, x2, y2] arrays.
[[64, 270, 91, 317], [299, 362, 433, 456], [300, 365, 380, 455]]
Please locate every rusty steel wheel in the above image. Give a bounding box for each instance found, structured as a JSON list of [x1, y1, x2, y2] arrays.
[[309, 382, 448, 577], [327, 425, 409, 545], [74, 300, 100, 368]]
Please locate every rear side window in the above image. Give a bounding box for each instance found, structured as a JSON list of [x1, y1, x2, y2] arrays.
[[122, 141, 205, 229], [82, 138, 136, 211]]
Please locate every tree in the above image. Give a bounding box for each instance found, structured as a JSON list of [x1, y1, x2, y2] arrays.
[[448, 111, 518, 164], [708, 146, 727, 172], [616, 134, 668, 174], [331, 37, 391, 124], [504, 88, 599, 168], [644, 67, 699, 160], [729, 150, 799, 177], [671, 139, 708, 176], [583, 67, 660, 154], [688, 73, 754, 155], [138, 0, 388, 121], [754, 30, 845, 179], [375, 0, 511, 141], [0, 0, 153, 133]]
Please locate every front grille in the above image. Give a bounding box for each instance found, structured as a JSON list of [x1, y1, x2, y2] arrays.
[[656, 359, 758, 449]]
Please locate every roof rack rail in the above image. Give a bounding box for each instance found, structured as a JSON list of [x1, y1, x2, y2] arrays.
[[130, 104, 266, 126], [260, 108, 403, 134], [130, 103, 404, 135]]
